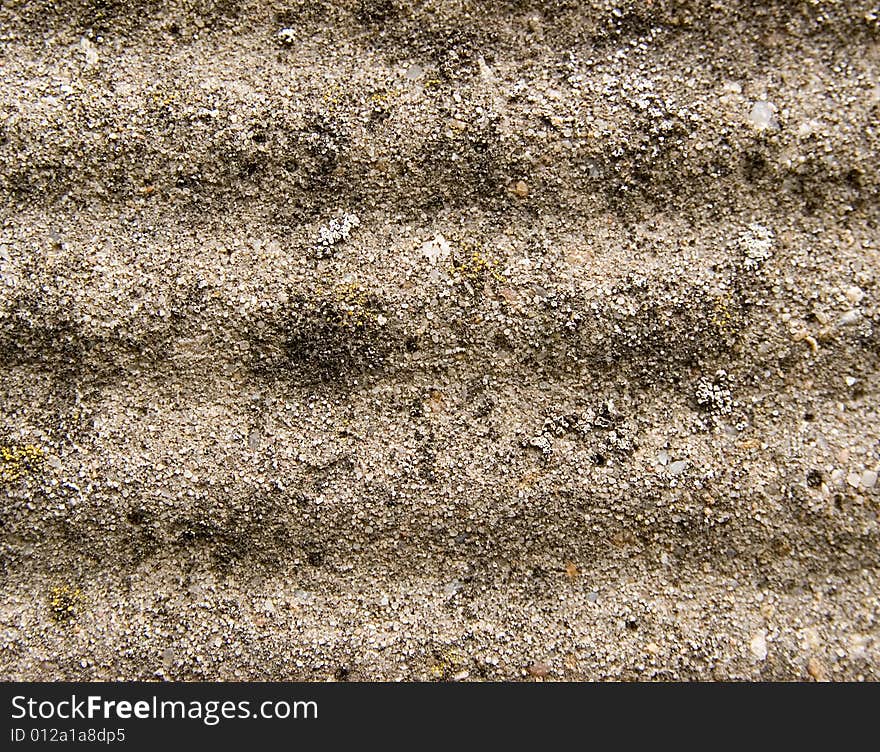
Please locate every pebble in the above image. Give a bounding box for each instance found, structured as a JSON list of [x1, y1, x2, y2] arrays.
[[844, 285, 864, 304], [667, 460, 688, 476], [749, 101, 778, 131], [807, 656, 826, 681], [511, 180, 529, 198], [846, 472, 861, 489], [749, 630, 768, 661], [527, 661, 551, 678], [839, 310, 860, 326], [861, 470, 877, 489]]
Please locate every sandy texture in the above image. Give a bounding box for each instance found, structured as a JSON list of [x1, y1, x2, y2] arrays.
[[1, 0, 879, 680]]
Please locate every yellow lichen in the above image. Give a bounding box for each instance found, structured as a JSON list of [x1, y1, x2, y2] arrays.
[[49, 585, 81, 621], [320, 282, 379, 329], [710, 294, 734, 334], [321, 83, 345, 113], [452, 242, 504, 286], [368, 88, 402, 108], [429, 647, 469, 680], [1, 444, 44, 482]]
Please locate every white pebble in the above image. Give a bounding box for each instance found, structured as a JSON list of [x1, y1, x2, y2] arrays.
[[749, 101, 778, 131], [750, 630, 768, 661], [845, 285, 864, 304], [668, 460, 687, 476]]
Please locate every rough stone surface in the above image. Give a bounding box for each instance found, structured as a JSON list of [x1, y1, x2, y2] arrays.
[[0, 1, 879, 681]]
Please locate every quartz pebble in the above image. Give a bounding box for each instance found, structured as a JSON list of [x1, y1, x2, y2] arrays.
[[750, 630, 768, 661], [668, 460, 688, 476], [844, 285, 864, 304], [749, 101, 778, 131]]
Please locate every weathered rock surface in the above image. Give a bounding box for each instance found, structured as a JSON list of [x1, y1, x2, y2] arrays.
[[1, 1, 878, 680]]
